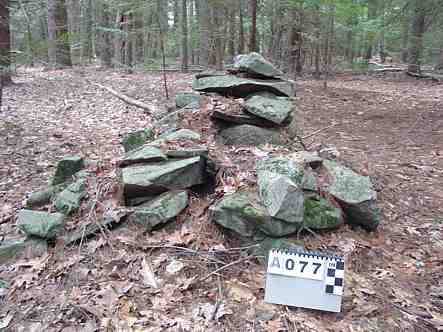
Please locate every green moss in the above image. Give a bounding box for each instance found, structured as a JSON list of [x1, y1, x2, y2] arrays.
[[121, 128, 155, 153], [304, 196, 343, 230]]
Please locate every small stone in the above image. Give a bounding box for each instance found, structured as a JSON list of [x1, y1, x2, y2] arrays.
[[234, 52, 284, 78], [26, 188, 54, 209], [17, 210, 65, 239], [244, 93, 293, 125], [54, 179, 87, 215], [119, 146, 167, 167], [175, 93, 201, 109], [121, 128, 155, 152], [52, 156, 84, 185], [128, 190, 188, 231], [0, 240, 26, 264]]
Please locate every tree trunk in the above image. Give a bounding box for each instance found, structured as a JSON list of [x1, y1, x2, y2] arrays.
[[365, 0, 377, 61], [401, 17, 409, 62], [81, 0, 93, 63], [314, 7, 321, 79], [238, 0, 245, 54], [198, 0, 210, 66], [407, 1, 426, 74], [435, 48, 443, 71], [227, 5, 236, 60], [0, 0, 12, 85], [211, 2, 223, 70], [181, 0, 189, 70], [249, 0, 258, 52], [99, 0, 112, 67], [48, 0, 72, 67]]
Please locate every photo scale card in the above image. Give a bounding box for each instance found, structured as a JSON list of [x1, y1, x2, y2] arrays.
[[265, 249, 345, 313]]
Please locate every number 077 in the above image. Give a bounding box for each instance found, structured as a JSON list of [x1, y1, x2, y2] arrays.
[[299, 261, 322, 274]]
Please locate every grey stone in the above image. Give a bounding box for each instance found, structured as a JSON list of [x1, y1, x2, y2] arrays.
[[254, 237, 304, 266], [128, 190, 188, 231], [54, 179, 87, 215], [121, 128, 155, 152], [289, 151, 323, 169], [244, 94, 293, 125], [120, 146, 167, 167], [0, 240, 26, 264], [234, 52, 284, 78], [217, 125, 281, 146], [323, 160, 380, 230], [52, 156, 84, 185], [193, 75, 295, 98], [17, 210, 65, 239], [210, 191, 300, 238], [156, 129, 201, 142], [175, 93, 201, 109], [166, 147, 209, 159], [0, 237, 48, 264], [26, 188, 54, 209], [211, 109, 275, 127], [121, 156, 206, 198]]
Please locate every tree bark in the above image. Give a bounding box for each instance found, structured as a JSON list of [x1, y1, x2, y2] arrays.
[[0, 0, 12, 85], [181, 0, 189, 70], [407, 1, 426, 74], [81, 0, 93, 63], [435, 48, 443, 71], [99, 0, 112, 67], [365, 0, 378, 61], [238, 0, 245, 54], [249, 0, 258, 52], [198, 0, 210, 66]]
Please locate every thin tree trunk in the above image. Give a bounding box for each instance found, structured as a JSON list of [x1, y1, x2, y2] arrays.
[[48, 0, 72, 67], [99, 0, 112, 67], [0, 0, 11, 87], [198, 0, 210, 66], [249, 0, 258, 52], [181, 0, 189, 70], [435, 47, 443, 71], [81, 0, 93, 63], [365, 0, 377, 61], [401, 17, 409, 62]]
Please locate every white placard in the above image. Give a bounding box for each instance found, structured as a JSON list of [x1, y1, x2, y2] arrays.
[[267, 250, 325, 281]]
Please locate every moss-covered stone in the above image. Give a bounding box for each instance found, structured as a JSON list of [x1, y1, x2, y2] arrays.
[[128, 190, 188, 231], [244, 93, 293, 125], [234, 53, 284, 78], [54, 178, 87, 215], [26, 189, 54, 209], [0, 240, 26, 264], [17, 210, 65, 239], [304, 195, 343, 230], [52, 156, 85, 185], [121, 128, 155, 152], [210, 191, 300, 238], [120, 146, 167, 167], [0, 237, 48, 264]]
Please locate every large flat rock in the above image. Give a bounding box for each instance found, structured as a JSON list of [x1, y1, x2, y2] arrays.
[[17, 210, 65, 239], [211, 109, 276, 127], [121, 156, 206, 198], [244, 93, 293, 125], [193, 75, 294, 98], [52, 156, 84, 185]]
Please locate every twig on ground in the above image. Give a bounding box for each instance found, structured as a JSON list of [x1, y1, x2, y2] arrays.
[[91, 82, 158, 114], [199, 255, 258, 282], [302, 123, 337, 140]]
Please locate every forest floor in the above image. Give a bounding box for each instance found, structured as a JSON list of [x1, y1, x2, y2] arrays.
[[0, 68, 442, 332]]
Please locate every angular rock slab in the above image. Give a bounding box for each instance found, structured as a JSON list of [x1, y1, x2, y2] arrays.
[[257, 171, 304, 224], [121, 128, 155, 152], [175, 93, 201, 109], [193, 75, 294, 98], [54, 179, 87, 215], [217, 125, 281, 146], [128, 190, 188, 231], [304, 195, 343, 230], [244, 94, 293, 125], [17, 210, 65, 239], [323, 160, 380, 230], [234, 52, 284, 78], [211, 109, 276, 128], [210, 191, 300, 238], [52, 156, 84, 185], [120, 146, 167, 167], [122, 156, 206, 198], [148, 129, 202, 147]]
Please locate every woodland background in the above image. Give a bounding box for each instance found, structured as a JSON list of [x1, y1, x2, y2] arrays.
[[1, 0, 443, 85]]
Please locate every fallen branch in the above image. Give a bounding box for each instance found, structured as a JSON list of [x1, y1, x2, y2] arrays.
[[92, 83, 158, 114], [199, 255, 259, 282], [406, 71, 443, 83]]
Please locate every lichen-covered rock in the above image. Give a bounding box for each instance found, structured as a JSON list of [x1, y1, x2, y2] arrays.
[[256, 158, 304, 224], [304, 195, 343, 230], [289, 151, 323, 169], [120, 146, 167, 167], [244, 93, 293, 125], [54, 179, 87, 215], [121, 156, 206, 198], [0, 240, 26, 264], [17, 210, 65, 239], [323, 160, 380, 230], [217, 125, 281, 146], [121, 128, 155, 152], [148, 129, 202, 147], [210, 191, 300, 238], [234, 53, 284, 78], [128, 190, 188, 231], [193, 75, 295, 98], [175, 93, 201, 109], [52, 156, 84, 185]]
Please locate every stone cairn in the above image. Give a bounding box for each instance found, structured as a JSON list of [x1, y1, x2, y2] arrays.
[[1, 53, 381, 265]]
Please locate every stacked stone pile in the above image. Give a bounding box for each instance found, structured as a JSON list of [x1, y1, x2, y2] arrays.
[[193, 53, 296, 146]]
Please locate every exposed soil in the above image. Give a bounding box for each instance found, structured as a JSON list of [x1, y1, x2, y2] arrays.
[[0, 68, 442, 331]]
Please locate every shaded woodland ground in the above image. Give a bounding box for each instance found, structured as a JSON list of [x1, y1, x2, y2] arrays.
[[0, 69, 442, 331]]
